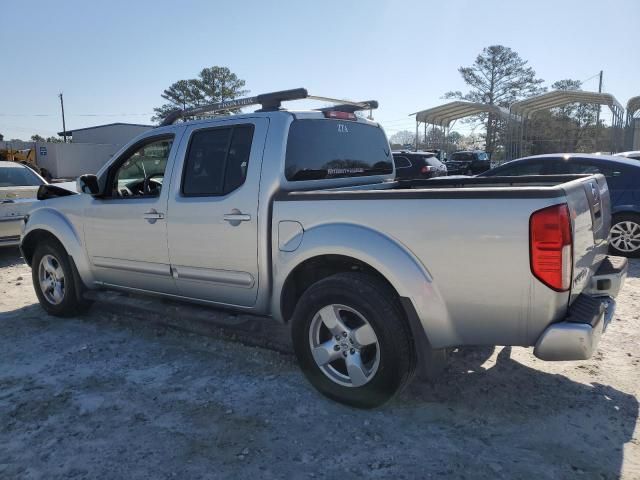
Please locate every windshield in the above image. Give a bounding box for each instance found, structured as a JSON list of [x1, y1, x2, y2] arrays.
[[285, 119, 393, 181], [0, 164, 45, 187]]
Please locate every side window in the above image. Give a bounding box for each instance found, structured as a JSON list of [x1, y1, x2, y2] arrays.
[[495, 161, 546, 176], [393, 156, 411, 168], [182, 125, 254, 196], [562, 161, 619, 178], [112, 137, 173, 198]]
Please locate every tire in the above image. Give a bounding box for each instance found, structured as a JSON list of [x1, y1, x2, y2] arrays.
[[31, 240, 93, 316], [290, 272, 416, 408], [609, 213, 640, 258]]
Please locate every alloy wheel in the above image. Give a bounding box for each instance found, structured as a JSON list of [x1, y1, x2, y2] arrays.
[[308, 304, 380, 387], [610, 221, 640, 253], [38, 254, 66, 305]]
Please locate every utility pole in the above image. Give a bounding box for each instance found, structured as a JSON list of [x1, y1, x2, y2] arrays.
[[59, 93, 67, 143], [595, 70, 603, 151], [595, 70, 603, 125]]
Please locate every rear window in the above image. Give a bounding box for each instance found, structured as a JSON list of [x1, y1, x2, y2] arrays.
[[393, 155, 411, 168], [422, 156, 443, 167], [285, 120, 393, 181]]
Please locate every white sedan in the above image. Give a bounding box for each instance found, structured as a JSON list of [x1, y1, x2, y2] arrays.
[[0, 161, 48, 247]]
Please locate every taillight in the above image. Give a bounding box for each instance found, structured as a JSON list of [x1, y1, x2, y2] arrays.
[[324, 111, 357, 120], [421, 165, 433, 174], [530, 204, 573, 291]]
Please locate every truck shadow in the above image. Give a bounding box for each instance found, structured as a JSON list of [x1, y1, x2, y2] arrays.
[[626, 257, 640, 278], [403, 345, 638, 477], [0, 246, 25, 268]]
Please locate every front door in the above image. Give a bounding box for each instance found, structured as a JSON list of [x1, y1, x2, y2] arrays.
[[167, 118, 268, 307], [84, 134, 180, 294]]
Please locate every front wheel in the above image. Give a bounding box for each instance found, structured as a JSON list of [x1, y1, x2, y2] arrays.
[[291, 272, 416, 408], [31, 240, 93, 316], [609, 213, 640, 258]]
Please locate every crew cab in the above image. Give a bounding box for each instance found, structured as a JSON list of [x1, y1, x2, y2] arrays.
[[21, 89, 627, 408]]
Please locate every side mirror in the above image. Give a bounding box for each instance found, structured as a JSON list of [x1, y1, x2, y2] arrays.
[[76, 174, 100, 195]]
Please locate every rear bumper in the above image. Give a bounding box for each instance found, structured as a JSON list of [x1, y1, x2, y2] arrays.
[[533, 255, 627, 361]]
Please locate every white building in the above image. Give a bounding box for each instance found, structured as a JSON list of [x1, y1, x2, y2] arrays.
[[33, 122, 154, 178], [58, 122, 152, 145]]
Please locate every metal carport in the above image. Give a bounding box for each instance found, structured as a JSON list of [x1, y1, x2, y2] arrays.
[[625, 96, 640, 150], [412, 101, 513, 154], [509, 90, 625, 158]]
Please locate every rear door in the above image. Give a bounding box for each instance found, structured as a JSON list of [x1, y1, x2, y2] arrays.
[[166, 118, 268, 307], [549, 158, 627, 206]]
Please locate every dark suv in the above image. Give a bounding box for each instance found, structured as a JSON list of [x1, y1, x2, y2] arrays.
[[393, 151, 447, 180], [446, 150, 491, 175]]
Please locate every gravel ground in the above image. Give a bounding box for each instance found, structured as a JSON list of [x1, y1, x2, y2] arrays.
[[1, 246, 639, 479]]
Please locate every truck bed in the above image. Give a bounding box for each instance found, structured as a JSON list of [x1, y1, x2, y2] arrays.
[[274, 174, 610, 348]]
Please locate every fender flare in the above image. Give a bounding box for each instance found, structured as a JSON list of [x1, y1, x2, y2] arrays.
[[272, 223, 455, 348], [21, 207, 95, 287]]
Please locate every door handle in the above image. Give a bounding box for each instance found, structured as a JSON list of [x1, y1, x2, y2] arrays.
[[223, 214, 251, 222], [143, 209, 165, 223], [223, 209, 251, 225]]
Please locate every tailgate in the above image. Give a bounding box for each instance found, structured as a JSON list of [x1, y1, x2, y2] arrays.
[[563, 174, 610, 302]]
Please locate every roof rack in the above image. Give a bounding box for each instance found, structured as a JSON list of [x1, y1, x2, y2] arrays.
[[159, 88, 378, 126]]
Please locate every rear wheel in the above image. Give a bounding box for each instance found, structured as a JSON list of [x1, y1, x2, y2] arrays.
[[609, 213, 640, 258], [31, 241, 93, 316], [291, 272, 416, 408]]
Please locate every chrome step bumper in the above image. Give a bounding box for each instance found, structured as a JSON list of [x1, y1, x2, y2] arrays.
[[534, 255, 626, 361]]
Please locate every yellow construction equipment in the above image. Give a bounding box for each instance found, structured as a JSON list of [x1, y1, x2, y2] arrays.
[[0, 147, 52, 181]]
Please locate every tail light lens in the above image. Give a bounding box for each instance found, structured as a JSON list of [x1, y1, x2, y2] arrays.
[[530, 203, 573, 291], [324, 111, 357, 120], [421, 165, 434, 174]]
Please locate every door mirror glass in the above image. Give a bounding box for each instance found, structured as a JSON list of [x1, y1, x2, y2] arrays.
[[76, 174, 100, 195]]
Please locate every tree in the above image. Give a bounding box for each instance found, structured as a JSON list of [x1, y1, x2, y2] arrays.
[[0, 132, 4, 141], [31, 134, 45, 142], [445, 45, 545, 153], [195, 66, 248, 111], [388, 130, 415, 147], [46, 136, 64, 143], [152, 66, 248, 123]]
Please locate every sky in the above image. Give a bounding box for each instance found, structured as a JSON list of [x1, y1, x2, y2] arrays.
[[1, 0, 638, 141]]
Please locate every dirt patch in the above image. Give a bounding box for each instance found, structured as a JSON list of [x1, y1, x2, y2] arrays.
[[1, 246, 639, 479]]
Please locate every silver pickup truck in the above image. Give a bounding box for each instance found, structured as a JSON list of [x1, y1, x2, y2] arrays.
[[21, 89, 627, 407]]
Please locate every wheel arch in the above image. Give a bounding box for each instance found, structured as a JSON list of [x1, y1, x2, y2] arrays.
[[21, 207, 94, 287], [273, 223, 454, 348]]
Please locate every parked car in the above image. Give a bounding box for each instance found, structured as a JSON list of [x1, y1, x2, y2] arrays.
[[445, 150, 491, 175], [480, 153, 640, 257], [615, 151, 640, 161], [393, 151, 447, 180], [0, 161, 47, 247], [21, 89, 626, 408]]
